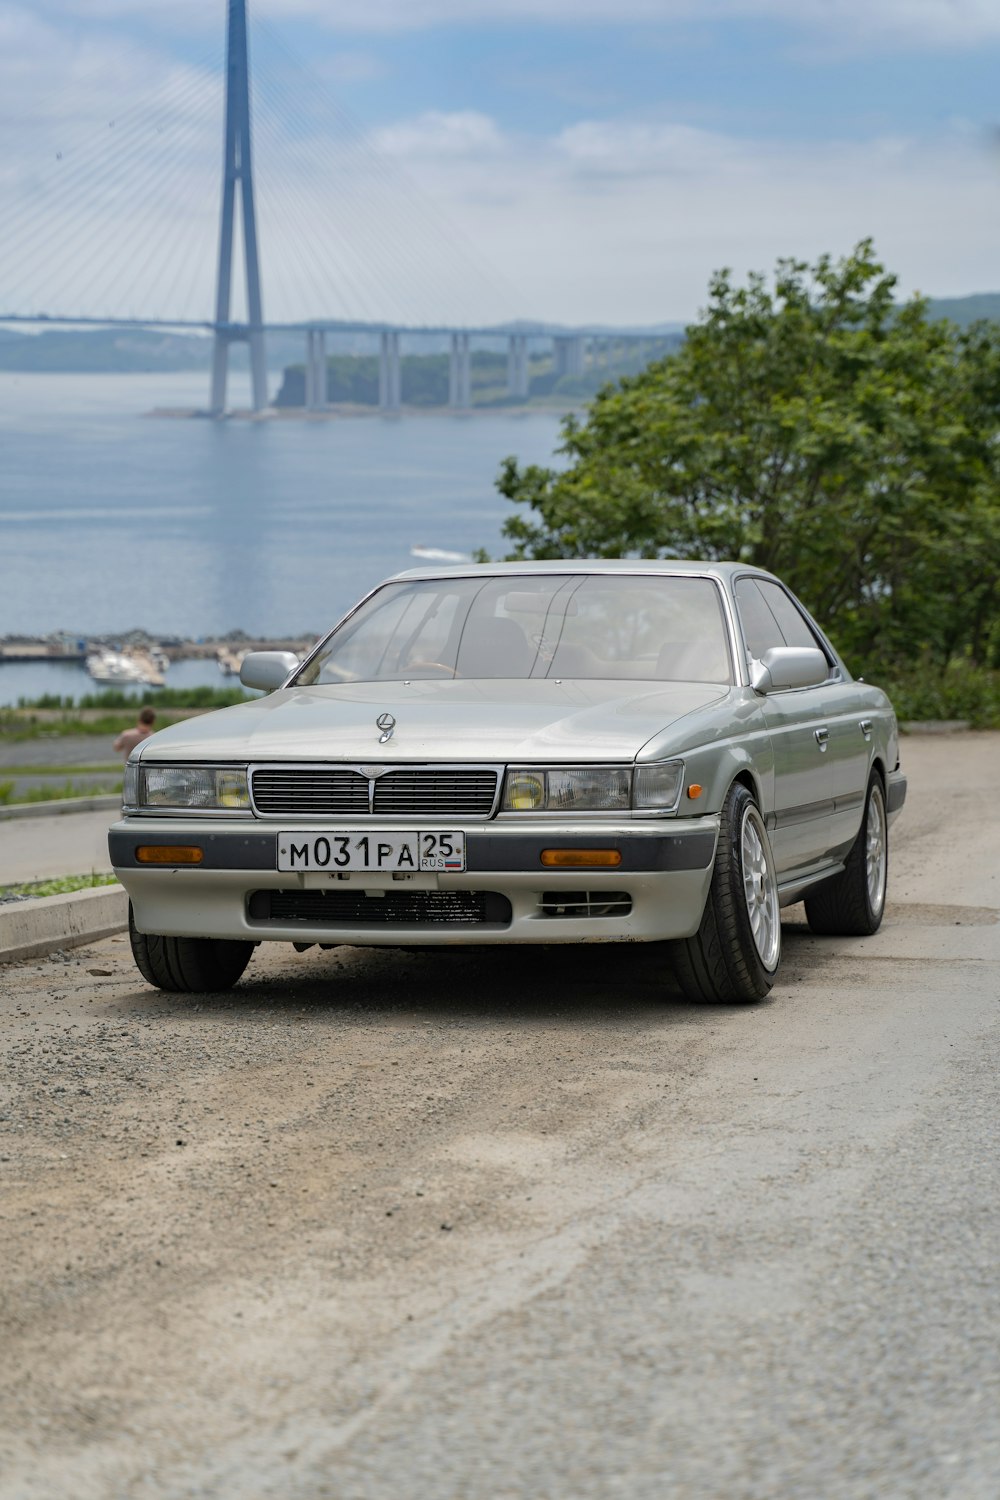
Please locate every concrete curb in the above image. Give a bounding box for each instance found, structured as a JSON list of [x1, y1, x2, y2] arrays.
[[0, 885, 128, 964], [0, 794, 121, 822]]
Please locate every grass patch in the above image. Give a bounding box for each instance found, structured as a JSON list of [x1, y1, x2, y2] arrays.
[[0, 763, 122, 776], [0, 711, 193, 740], [0, 779, 122, 806], [0, 872, 119, 899], [17, 686, 256, 711]]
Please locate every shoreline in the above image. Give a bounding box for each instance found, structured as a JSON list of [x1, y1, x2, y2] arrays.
[[0, 634, 317, 665], [146, 400, 577, 421]]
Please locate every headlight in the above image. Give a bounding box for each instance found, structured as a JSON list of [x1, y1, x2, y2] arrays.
[[501, 763, 683, 813], [133, 765, 250, 811]]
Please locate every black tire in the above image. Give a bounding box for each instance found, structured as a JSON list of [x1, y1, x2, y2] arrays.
[[128, 904, 254, 993], [668, 781, 781, 1004], [805, 772, 887, 937]]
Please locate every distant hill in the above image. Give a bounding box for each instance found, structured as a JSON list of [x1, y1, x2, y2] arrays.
[[0, 326, 309, 373], [923, 293, 1000, 327]]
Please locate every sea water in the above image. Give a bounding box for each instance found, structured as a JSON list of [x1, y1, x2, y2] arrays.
[[0, 371, 566, 704]]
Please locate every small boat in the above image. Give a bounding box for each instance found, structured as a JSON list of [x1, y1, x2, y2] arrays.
[[128, 651, 166, 687], [86, 648, 162, 686], [217, 647, 249, 677], [86, 649, 147, 685], [410, 545, 471, 563]]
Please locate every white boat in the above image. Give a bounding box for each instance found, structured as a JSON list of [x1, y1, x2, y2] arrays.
[[86, 649, 158, 686]]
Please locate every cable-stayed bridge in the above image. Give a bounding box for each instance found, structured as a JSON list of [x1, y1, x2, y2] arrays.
[[0, 1, 674, 416]]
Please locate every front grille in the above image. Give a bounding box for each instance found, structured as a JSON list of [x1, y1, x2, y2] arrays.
[[373, 770, 497, 817], [538, 890, 633, 918], [250, 765, 499, 819], [248, 889, 512, 927], [252, 768, 369, 816]]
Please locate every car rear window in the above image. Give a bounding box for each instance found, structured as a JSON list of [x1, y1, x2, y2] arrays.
[[296, 574, 734, 686]]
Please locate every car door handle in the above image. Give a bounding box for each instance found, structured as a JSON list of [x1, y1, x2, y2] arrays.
[[814, 727, 830, 749], [859, 719, 873, 740]]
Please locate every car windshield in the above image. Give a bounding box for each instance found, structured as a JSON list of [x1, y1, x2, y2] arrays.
[[296, 573, 733, 686]]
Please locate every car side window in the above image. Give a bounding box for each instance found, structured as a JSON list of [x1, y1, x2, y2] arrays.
[[755, 581, 827, 655], [734, 579, 784, 659]]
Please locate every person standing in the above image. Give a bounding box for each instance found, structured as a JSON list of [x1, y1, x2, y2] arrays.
[[113, 705, 156, 758]]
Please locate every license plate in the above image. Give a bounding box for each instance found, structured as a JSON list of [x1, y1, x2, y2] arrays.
[[277, 830, 466, 873]]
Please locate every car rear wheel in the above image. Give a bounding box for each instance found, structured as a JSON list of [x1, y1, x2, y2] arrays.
[[668, 780, 781, 1003], [128, 904, 254, 993], [804, 772, 887, 936]]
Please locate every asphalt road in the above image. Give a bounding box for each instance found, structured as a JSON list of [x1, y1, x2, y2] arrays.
[[1, 733, 998, 1500], [0, 807, 117, 886]]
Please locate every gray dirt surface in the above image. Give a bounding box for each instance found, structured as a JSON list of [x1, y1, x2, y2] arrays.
[[0, 732, 998, 1500]]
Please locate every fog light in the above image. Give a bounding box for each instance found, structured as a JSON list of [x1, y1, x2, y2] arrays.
[[540, 849, 622, 868], [506, 772, 545, 811], [136, 845, 204, 865]]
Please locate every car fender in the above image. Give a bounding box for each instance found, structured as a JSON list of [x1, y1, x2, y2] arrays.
[[675, 735, 775, 821]]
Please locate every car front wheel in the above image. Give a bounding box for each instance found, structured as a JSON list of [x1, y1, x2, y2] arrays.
[[128, 904, 254, 993], [668, 780, 781, 1004]]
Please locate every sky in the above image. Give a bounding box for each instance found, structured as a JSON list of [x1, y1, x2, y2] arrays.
[[1, 0, 1000, 327]]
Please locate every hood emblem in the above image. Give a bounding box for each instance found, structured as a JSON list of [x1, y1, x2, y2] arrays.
[[376, 712, 396, 744]]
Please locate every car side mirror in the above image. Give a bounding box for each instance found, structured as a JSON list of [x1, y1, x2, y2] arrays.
[[239, 651, 300, 691], [750, 646, 828, 694]]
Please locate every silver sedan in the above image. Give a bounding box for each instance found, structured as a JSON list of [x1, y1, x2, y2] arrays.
[[109, 561, 906, 1003]]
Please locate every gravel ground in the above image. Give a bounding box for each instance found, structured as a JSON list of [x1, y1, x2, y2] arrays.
[[1, 733, 998, 1500]]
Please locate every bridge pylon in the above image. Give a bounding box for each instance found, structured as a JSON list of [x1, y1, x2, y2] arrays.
[[210, 0, 267, 415]]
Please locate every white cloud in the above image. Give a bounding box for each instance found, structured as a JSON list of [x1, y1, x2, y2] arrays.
[[365, 110, 1000, 321], [373, 111, 506, 159]]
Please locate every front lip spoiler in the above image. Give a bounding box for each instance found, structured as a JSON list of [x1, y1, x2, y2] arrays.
[[109, 826, 717, 873]]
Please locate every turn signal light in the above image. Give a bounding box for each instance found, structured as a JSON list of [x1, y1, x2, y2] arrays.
[[687, 784, 704, 799], [540, 849, 622, 868], [135, 845, 204, 865]]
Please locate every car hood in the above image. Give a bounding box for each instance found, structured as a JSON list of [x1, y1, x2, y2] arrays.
[[140, 679, 731, 764]]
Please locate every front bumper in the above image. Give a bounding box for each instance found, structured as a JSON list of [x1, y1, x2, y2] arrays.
[[110, 817, 719, 946]]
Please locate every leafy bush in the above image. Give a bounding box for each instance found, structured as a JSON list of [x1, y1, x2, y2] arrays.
[[867, 660, 1000, 728]]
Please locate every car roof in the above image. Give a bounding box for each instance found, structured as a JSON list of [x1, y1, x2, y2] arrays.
[[390, 559, 772, 584]]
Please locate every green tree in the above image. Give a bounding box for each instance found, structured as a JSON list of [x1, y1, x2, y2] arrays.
[[495, 242, 1000, 673]]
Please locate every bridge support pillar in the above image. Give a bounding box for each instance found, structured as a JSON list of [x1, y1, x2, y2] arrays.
[[210, 0, 267, 416], [305, 329, 326, 411], [379, 330, 401, 411], [507, 334, 529, 400], [449, 332, 471, 409], [553, 335, 584, 379]]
